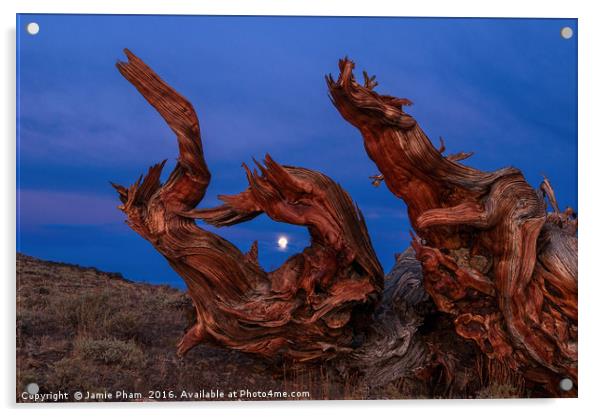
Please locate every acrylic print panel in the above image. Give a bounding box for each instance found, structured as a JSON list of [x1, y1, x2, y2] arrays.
[[16, 14, 577, 402]]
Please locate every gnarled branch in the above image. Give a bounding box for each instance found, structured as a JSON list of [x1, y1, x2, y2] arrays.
[[327, 57, 577, 394], [111, 51, 576, 397], [112, 50, 384, 362]]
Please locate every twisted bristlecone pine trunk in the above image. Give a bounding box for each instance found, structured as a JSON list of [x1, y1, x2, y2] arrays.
[[112, 50, 576, 396], [112, 50, 385, 362], [327, 58, 577, 394]]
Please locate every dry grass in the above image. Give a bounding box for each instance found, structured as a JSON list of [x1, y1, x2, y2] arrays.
[[16, 253, 357, 402], [16, 253, 529, 402]]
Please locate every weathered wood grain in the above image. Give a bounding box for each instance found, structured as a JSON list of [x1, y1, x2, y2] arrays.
[[112, 50, 384, 362], [327, 58, 577, 394], [111, 50, 577, 396]]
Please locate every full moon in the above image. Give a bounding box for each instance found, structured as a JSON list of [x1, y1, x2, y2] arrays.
[[277, 236, 288, 249]]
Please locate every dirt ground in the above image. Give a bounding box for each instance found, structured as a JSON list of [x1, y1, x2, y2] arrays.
[[16, 253, 526, 402]]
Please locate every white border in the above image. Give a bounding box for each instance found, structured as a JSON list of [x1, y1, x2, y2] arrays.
[[2, 1, 600, 416]]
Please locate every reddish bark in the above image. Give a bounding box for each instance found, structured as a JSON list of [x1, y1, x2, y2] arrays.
[[111, 50, 577, 396], [112, 50, 383, 362], [327, 58, 577, 392]]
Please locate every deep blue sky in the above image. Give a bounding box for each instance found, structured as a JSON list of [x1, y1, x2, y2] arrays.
[[16, 15, 577, 288]]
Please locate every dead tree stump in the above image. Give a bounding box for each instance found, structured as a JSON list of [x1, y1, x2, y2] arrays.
[[327, 58, 577, 394]]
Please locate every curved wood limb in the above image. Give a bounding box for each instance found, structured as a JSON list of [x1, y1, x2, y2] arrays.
[[112, 50, 384, 362], [415, 202, 492, 230], [328, 57, 577, 392]]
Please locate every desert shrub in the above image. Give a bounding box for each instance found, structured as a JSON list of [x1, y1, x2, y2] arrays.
[[105, 309, 143, 340], [161, 292, 192, 309], [16, 308, 62, 337], [16, 309, 39, 337], [45, 357, 91, 392], [105, 309, 166, 346], [48, 290, 115, 334], [45, 356, 140, 395], [73, 337, 144, 368]]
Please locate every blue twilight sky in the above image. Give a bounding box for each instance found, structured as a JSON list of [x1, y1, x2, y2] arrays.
[[16, 15, 577, 289]]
